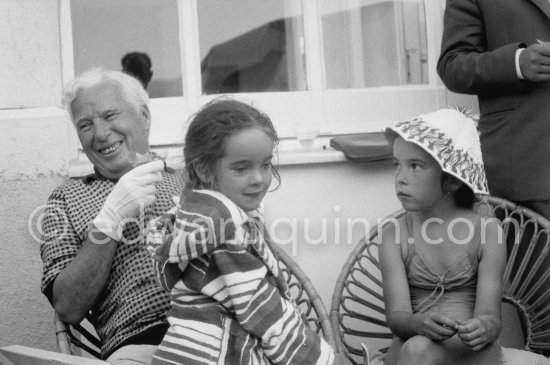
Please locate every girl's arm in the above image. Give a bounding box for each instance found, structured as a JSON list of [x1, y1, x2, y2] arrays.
[[380, 221, 457, 341], [206, 244, 335, 365], [457, 218, 506, 350], [146, 212, 189, 292]]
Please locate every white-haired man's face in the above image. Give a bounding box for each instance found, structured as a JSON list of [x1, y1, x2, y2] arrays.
[[71, 81, 151, 179]]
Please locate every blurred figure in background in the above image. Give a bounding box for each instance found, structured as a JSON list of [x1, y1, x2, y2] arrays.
[[122, 51, 153, 90]]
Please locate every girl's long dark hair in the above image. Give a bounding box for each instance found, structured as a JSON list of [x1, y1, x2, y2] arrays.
[[184, 98, 280, 190]]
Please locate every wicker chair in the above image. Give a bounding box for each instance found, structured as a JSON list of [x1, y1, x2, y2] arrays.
[[54, 311, 102, 358], [274, 242, 337, 350], [55, 242, 336, 358], [330, 195, 550, 364]]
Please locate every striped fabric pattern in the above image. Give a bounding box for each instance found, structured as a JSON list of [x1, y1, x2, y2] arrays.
[[149, 190, 334, 365]]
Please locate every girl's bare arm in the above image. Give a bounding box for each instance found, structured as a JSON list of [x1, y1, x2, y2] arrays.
[[458, 218, 506, 350]]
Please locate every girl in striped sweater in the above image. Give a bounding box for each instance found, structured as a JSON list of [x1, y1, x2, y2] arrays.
[[148, 98, 338, 365]]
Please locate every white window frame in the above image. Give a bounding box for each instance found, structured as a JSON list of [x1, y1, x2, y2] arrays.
[[59, 0, 446, 148]]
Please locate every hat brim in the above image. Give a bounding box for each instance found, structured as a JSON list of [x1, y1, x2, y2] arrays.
[[384, 126, 488, 195]]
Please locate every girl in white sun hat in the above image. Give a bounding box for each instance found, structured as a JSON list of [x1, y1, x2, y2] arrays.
[[379, 108, 506, 365]]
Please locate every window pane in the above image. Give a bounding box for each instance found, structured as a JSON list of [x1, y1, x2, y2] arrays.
[[321, 0, 428, 89], [71, 0, 183, 98], [198, 0, 307, 94]]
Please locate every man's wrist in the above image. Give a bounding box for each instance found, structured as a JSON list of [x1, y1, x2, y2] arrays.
[[87, 224, 115, 245], [93, 209, 122, 242]]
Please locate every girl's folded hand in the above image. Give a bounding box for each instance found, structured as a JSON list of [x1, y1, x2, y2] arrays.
[[456, 318, 491, 351], [413, 313, 458, 341]]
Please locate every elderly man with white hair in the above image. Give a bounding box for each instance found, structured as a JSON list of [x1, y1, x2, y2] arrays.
[[40, 68, 183, 364]]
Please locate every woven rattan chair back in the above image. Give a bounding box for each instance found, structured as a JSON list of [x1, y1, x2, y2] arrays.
[[55, 243, 336, 358], [330, 195, 550, 364], [272, 243, 337, 350]]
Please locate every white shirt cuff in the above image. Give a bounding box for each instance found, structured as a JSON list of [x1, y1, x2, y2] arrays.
[[515, 48, 525, 80]]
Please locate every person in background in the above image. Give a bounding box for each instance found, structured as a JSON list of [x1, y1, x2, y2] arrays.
[[40, 68, 183, 364], [437, 0, 550, 219], [122, 52, 153, 90]]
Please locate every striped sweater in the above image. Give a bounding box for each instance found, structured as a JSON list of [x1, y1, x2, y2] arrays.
[[147, 189, 335, 365]]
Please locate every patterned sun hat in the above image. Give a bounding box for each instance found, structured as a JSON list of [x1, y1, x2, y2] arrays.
[[384, 108, 489, 195]]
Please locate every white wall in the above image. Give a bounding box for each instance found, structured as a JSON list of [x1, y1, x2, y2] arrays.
[[265, 161, 400, 306], [0, 175, 66, 351], [0, 0, 70, 351], [0, 0, 62, 108]]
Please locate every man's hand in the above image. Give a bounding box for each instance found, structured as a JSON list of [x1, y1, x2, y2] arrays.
[[93, 160, 164, 241], [519, 43, 550, 82]]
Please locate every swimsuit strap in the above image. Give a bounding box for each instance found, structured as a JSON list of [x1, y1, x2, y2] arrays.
[[466, 216, 482, 262], [402, 213, 446, 313], [403, 214, 414, 266]]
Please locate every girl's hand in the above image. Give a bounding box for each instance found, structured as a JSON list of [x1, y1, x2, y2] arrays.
[[456, 318, 492, 351], [413, 313, 458, 341]]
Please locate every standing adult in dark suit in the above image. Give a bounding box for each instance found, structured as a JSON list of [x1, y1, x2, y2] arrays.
[[438, 0, 550, 219]]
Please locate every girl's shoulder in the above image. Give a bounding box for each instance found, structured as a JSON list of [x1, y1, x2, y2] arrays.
[[455, 208, 500, 228], [380, 213, 409, 242], [177, 189, 247, 244], [462, 209, 504, 259], [183, 189, 247, 223], [457, 207, 481, 221], [159, 190, 250, 261]]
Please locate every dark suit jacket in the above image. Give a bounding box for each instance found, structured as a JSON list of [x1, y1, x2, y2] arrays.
[[438, 0, 550, 201]]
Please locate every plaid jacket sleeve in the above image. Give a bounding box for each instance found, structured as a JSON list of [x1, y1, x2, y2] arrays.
[[40, 185, 82, 297]]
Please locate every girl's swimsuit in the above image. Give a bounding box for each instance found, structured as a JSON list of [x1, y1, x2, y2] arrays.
[[385, 213, 501, 364], [402, 213, 480, 320]]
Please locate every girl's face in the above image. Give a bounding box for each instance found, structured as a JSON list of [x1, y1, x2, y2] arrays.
[[392, 136, 445, 212], [214, 127, 274, 211]]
